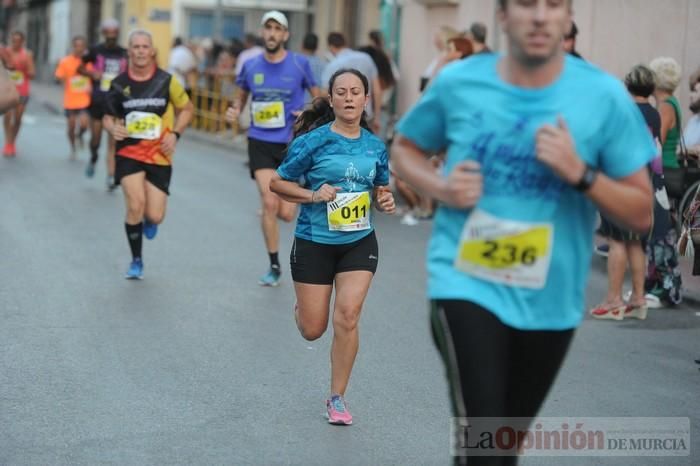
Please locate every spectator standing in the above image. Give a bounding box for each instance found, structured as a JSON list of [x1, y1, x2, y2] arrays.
[[168, 37, 198, 93], [420, 25, 459, 92], [650, 57, 683, 170], [467, 22, 491, 54], [431, 36, 474, 79], [300, 33, 326, 103], [591, 65, 666, 320], [360, 30, 398, 107], [563, 21, 583, 59], [322, 32, 382, 133], [683, 68, 700, 155], [234, 33, 264, 77]]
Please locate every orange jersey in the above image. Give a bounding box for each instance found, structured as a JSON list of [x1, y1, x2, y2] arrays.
[[105, 68, 190, 166], [55, 55, 92, 109]]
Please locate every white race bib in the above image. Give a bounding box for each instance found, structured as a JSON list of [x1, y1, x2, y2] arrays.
[[9, 70, 24, 86], [327, 192, 371, 232], [251, 101, 285, 129], [69, 75, 90, 93], [126, 111, 162, 140], [454, 209, 553, 289], [100, 72, 117, 92]]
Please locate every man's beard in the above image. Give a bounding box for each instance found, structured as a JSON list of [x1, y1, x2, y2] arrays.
[[265, 41, 282, 54]]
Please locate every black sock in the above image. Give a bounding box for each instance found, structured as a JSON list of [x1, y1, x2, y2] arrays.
[[125, 223, 143, 260], [90, 144, 99, 164], [269, 252, 280, 269]]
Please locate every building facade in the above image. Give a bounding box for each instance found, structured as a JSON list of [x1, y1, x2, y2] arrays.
[[396, 0, 699, 121], [4, 0, 697, 122]]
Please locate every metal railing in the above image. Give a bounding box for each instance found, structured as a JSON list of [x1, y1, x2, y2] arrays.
[[189, 75, 241, 137]]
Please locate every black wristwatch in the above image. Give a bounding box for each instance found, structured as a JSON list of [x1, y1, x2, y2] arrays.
[[173, 131, 181, 141], [574, 164, 598, 192]]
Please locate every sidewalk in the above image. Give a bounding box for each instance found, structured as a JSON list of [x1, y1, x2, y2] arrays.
[[30, 80, 248, 153], [679, 256, 700, 304]]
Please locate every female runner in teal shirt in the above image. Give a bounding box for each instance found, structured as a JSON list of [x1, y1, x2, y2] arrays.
[[270, 68, 395, 426]]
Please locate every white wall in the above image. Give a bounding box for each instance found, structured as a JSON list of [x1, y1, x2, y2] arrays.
[[49, 0, 71, 64], [397, 0, 698, 121]]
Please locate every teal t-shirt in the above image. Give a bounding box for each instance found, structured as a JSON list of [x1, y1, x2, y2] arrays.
[[397, 54, 656, 330], [277, 123, 390, 245]]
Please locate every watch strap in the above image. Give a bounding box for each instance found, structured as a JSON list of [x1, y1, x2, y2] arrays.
[[574, 164, 597, 192]]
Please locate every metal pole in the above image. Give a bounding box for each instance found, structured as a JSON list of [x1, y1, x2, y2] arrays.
[[213, 0, 223, 41], [389, 0, 399, 115]]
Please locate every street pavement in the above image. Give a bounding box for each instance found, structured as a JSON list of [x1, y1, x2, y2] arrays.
[[1, 95, 698, 465]]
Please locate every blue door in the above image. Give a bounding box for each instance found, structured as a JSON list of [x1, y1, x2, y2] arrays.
[[189, 12, 213, 38], [188, 11, 244, 40], [222, 15, 245, 40]]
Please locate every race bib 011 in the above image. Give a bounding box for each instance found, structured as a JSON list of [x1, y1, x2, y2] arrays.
[[126, 111, 162, 140], [327, 192, 371, 232], [251, 101, 285, 129], [455, 209, 553, 289]]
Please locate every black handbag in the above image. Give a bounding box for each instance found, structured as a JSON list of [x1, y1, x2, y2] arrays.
[[664, 164, 686, 199], [663, 106, 695, 199]]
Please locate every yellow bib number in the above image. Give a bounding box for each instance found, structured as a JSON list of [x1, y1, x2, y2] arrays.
[[455, 209, 553, 289], [70, 76, 90, 92], [100, 72, 117, 92], [126, 111, 162, 140], [327, 192, 371, 232], [251, 101, 285, 129], [9, 70, 24, 85]]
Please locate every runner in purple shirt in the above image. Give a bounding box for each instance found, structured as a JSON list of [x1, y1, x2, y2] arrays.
[[226, 10, 320, 287]]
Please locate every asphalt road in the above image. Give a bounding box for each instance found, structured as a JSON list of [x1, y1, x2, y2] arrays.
[[1, 101, 698, 465]]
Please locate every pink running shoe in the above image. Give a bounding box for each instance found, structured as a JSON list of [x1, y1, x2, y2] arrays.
[[326, 394, 352, 425]]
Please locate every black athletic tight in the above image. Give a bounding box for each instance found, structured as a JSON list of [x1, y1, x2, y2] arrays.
[[431, 300, 575, 466]]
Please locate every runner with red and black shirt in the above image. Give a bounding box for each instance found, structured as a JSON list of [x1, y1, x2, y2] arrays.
[[80, 19, 128, 188], [103, 29, 193, 279]]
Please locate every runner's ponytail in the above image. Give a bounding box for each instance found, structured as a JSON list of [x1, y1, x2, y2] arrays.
[[293, 97, 335, 137]]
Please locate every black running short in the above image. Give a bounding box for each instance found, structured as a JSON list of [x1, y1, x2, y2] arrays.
[[88, 93, 108, 120], [290, 231, 379, 285], [247, 137, 287, 179], [115, 156, 172, 195], [64, 107, 89, 117]]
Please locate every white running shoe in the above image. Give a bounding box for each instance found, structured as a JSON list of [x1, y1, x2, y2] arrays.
[[624, 291, 662, 309], [401, 212, 419, 226]]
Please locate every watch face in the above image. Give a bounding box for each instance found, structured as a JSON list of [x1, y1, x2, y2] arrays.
[[579, 166, 597, 191]]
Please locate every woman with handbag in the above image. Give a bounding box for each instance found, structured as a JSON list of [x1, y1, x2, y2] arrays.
[[641, 57, 685, 305], [679, 70, 700, 275], [683, 68, 700, 157], [650, 57, 683, 169], [591, 65, 674, 319]]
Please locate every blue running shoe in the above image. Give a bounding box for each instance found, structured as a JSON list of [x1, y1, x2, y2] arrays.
[[85, 162, 96, 178], [143, 220, 158, 240], [258, 267, 281, 287], [125, 258, 144, 280]]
